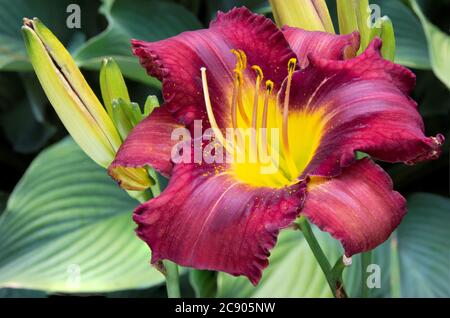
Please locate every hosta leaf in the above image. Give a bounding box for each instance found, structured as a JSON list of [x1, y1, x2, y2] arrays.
[[190, 270, 218, 298], [0, 138, 164, 292], [217, 228, 342, 298], [0, 99, 56, 154], [0, 191, 8, 214], [397, 193, 450, 297], [0, 0, 95, 71], [206, 0, 268, 18], [410, 0, 450, 88], [74, 0, 202, 86], [0, 288, 46, 298]]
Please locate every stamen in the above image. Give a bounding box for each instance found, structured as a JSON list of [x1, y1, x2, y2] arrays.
[[251, 65, 264, 158], [231, 49, 250, 126], [231, 70, 240, 129], [261, 80, 273, 156], [234, 69, 250, 126], [201, 67, 230, 153], [282, 58, 298, 177]]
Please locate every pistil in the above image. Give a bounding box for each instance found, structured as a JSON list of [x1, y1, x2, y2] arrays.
[[201, 67, 230, 153]]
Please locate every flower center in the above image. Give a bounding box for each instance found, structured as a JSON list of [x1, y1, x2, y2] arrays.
[[201, 50, 324, 188]]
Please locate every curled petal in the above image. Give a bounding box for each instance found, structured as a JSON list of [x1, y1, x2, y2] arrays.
[[302, 158, 406, 256], [282, 27, 360, 67], [279, 38, 444, 178], [132, 7, 296, 128], [133, 163, 306, 285], [108, 107, 183, 189]]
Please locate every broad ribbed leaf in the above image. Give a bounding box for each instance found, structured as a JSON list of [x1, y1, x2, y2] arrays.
[[0, 138, 164, 292], [74, 0, 202, 86], [206, 0, 268, 18], [190, 270, 218, 298], [0, 0, 95, 70], [217, 229, 341, 297], [410, 0, 450, 88], [0, 288, 45, 298], [397, 193, 450, 297]]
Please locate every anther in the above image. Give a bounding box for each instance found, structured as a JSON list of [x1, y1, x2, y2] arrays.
[[231, 49, 243, 70], [237, 49, 247, 69], [288, 58, 297, 72], [251, 65, 263, 81]]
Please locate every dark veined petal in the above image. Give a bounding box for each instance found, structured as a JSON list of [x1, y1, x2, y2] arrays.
[[133, 162, 306, 285], [108, 107, 183, 187], [282, 27, 360, 67], [279, 38, 444, 179], [302, 158, 406, 256], [132, 7, 296, 128]]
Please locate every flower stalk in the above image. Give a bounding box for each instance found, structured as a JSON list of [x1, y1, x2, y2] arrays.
[[296, 216, 348, 298], [144, 168, 181, 298], [361, 251, 373, 297]]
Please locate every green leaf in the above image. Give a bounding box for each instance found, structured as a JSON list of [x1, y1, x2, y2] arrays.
[[0, 288, 46, 298], [342, 240, 392, 298], [190, 270, 218, 298], [217, 192, 450, 298], [21, 73, 48, 123], [410, 0, 450, 88], [206, 0, 267, 19], [0, 0, 94, 71], [345, 193, 450, 298], [371, 0, 430, 69], [397, 193, 450, 297], [414, 70, 450, 117], [217, 229, 342, 297], [74, 0, 202, 86], [0, 191, 8, 215], [0, 99, 56, 154], [0, 138, 164, 292]]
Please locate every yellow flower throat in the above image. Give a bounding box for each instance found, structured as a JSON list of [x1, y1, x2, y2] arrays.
[[201, 50, 324, 188]]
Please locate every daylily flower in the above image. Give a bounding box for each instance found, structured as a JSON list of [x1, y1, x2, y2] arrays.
[[109, 8, 444, 284]]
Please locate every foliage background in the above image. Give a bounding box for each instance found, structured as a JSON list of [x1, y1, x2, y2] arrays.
[[0, 0, 448, 298]]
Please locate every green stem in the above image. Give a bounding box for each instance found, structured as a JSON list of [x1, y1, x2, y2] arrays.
[[164, 260, 181, 298], [361, 251, 372, 298], [296, 216, 347, 298], [139, 168, 181, 298], [390, 235, 401, 298]]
